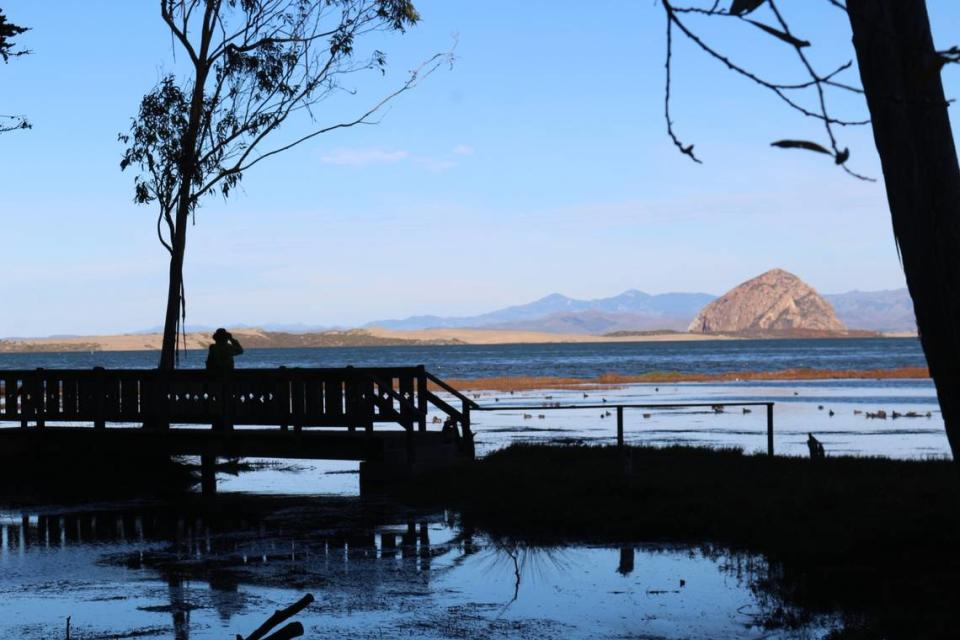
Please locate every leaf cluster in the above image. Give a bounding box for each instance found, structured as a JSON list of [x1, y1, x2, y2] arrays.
[[0, 9, 28, 62], [1, 9, 30, 133]]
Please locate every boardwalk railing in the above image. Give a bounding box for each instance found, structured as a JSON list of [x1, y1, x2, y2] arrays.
[[0, 366, 477, 450], [474, 401, 777, 455]]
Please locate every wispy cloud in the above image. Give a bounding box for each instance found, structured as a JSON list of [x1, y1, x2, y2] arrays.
[[318, 145, 475, 171], [320, 148, 410, 167]]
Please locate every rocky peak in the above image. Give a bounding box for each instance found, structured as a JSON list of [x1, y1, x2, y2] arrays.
[[688, 269, 846, 334]]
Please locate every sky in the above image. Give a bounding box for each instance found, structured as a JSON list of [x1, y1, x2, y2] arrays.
[[1, 1, 959, 336]]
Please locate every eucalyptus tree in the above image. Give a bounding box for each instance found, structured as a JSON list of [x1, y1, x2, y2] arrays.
[[659, 0, 960, 460], [121, 0, 443, 369], [0, 8, 29, 133]]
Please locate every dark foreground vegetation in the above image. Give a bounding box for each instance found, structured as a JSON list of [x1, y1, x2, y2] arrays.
[[400, 444, 960, 639]]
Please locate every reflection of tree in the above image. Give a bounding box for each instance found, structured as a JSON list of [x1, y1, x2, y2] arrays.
[[5, 499, 461, 637], [485, 539, 572, 613], [710, 546, 822, 632]]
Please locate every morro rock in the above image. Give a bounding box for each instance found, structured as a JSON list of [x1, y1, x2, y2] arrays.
[[688, 269, 846, 334]]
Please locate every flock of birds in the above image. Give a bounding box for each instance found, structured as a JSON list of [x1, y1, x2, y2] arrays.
[[460, 387, 934, 422]]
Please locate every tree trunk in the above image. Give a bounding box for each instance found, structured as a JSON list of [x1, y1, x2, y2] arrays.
[[158, 220, 188, 370], [157, 3, 218, 370], [848, 0, 960, 459]]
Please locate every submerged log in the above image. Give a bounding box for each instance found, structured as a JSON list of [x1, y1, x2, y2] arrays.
[[238, 594, 314, 640]]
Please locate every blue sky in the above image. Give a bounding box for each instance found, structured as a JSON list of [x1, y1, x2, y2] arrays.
[[1, 1, 959, 336]]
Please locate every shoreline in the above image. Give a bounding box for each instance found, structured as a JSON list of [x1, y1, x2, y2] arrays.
[[441, 366, 930, 391], [0, 327, 917, 353]]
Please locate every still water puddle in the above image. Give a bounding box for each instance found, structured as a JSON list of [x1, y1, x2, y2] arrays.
[[0, 498, 836, 639]]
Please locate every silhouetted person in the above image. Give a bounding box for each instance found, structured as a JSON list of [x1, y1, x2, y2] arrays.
[[206, 328, 243, 372], [807, 433, 826, 459]]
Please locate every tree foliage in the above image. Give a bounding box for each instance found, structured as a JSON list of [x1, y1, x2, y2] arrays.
[[119, 0, 446, 368], [0, 9, 30, 133]]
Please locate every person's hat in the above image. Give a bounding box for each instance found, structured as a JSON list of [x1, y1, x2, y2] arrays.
[[213, 328, 230, 340]]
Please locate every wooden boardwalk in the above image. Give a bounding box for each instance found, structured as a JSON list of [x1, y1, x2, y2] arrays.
[[0, 365, 478, 493]]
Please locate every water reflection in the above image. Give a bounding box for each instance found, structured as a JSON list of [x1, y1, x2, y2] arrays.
[[0, 499, 836, 639]]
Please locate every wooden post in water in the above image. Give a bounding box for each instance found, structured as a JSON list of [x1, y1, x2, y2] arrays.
[[616, 406, 624, 448], [766, 403, 774, 456]]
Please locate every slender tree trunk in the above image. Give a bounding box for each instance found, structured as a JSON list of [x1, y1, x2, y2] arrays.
[[848, 0, 960, 459], [157, 3, 218, 370], [158, 219, 188, 370]]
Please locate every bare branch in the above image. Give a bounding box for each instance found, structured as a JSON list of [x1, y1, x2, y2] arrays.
[[660, 0, 873, 180], [664, 14, 701, 163]]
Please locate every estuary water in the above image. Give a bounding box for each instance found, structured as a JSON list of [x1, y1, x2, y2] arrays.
[[0, 336, 926, 377], [0, 338, 936, 638]]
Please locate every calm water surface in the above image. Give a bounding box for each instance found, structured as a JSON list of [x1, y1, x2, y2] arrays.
[[0, 499, 838, 639], [0, 337, 926, 377]]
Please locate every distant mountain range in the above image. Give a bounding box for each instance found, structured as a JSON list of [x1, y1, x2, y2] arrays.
[[366, 291, 716, 334], [367, 286, 917, 334], [119, 282, 916, 339], [823, 289, 916, 333]]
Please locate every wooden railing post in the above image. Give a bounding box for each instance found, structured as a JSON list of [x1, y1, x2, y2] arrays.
[[766, 403, 775, 456], [617, 406, 624, 448], [277, 366, 289, 431], [292, 369, 304, 433], [363, 375, 375, 435], [35, 368, 45, 429], [18, 376, 28, 429], [345, 366, 356, 433], [416, 365, 428, 433], [93, 366, 106, 430]]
